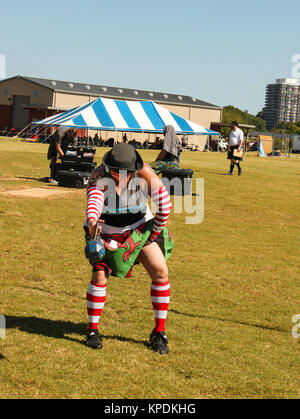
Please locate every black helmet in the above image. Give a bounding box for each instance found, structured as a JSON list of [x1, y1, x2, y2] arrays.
[[102, 143, 143, 172]]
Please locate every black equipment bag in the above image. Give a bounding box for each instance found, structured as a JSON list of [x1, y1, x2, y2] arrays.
[[56, 145, 97, 189], [57, 170, 91, 189], [162, 168, 194, 196]]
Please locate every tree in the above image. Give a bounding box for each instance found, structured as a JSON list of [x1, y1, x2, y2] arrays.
[[221, 105, 267, 135], [274, 122, 300, 134]]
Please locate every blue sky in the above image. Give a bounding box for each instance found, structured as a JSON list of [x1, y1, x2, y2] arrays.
[[1, 0, 300, 114]]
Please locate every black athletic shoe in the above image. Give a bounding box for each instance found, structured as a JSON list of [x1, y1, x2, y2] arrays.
[[85, 330, 103, 349], [150, 330, 169, 354], [238, 167, 242, 176], [226, 172, 233, 176]]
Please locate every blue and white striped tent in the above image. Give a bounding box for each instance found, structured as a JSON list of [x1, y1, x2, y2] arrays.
[[33, 97, 219, 135]]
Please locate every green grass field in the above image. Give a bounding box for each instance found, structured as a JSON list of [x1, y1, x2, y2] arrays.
[[0, 137, 300, 399]]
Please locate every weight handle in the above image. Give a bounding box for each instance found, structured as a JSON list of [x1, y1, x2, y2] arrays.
[[93, 220, 101, 241]]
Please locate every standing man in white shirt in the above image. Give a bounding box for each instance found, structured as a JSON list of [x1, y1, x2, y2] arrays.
[[227, 121, 244, 176]]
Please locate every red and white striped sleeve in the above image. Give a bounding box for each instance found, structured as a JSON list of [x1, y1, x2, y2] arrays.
[[149, 185, 172, 241], [86, 186, 105, 222]]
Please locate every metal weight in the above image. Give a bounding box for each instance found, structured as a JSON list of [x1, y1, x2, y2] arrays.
[[84, 220, 106, 264]]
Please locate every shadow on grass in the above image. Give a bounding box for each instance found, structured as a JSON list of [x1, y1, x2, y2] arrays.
[[103, 334, 151, 349], [5, 316, 150, 349], [169, 309, 287, 334], [6, 311, 285, 351], [16, 176, 50, 183], [200, 171, 230, 176]]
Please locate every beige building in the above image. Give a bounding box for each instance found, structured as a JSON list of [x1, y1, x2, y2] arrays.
[[0, 75, 222, 149]]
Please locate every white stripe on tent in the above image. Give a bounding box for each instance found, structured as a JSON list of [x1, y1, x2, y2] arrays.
[[63, 119, 75, 126], [35, 113, 61, 125], [35, 116, 51, 125], [186, 120, 209, 134], [56, 109, 86, 126], [40, 99, 98, 125], [126, 100, 155, 131], [55, 115, 76, 125], [81, 105, 103, 128], [152, 102, 181, 132], [101, 98, 129, 130], [35, 111, 71, 125]]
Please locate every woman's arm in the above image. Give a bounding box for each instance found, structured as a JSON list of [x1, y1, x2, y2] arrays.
[[155, 149, 167, 161], [138, 163, 172, 241], [86, 185, 105, 237], [238, 130, 244, 152], [55, 142, 64, 158]]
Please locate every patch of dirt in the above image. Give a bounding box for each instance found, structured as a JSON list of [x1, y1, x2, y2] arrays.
[[0, 176, 21, 181], [0, 187, 75, 198], [0, 175, 46, 182]]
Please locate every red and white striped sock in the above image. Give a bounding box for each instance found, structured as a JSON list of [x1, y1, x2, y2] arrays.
[[150, 280, 170, 333], [86, 281, 107, 331]]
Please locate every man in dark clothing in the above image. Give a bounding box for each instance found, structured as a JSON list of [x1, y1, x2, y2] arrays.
[[47, 127, 77, 183], [227, 121, 244, 176]]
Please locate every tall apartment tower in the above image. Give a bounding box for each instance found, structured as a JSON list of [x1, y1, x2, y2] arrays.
[[264, 78, 300, 130]]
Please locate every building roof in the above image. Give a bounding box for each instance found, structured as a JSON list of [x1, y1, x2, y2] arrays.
[[1, 75, 222, 110], [210, 122, 256, 129]]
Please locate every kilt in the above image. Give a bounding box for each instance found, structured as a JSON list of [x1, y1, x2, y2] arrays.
[[84, 219, 174, 279], [227, 145, 243, 161]]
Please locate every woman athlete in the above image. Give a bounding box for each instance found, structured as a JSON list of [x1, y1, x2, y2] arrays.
[[84, 143, 173, 354]]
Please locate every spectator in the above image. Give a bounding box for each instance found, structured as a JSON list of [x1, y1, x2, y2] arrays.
[[47, 127, 77, 183], [227, 121, 244, 176], [150, 125, 182, 174], [181, 134, 188, 147], [94, 133, 99, 146]]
